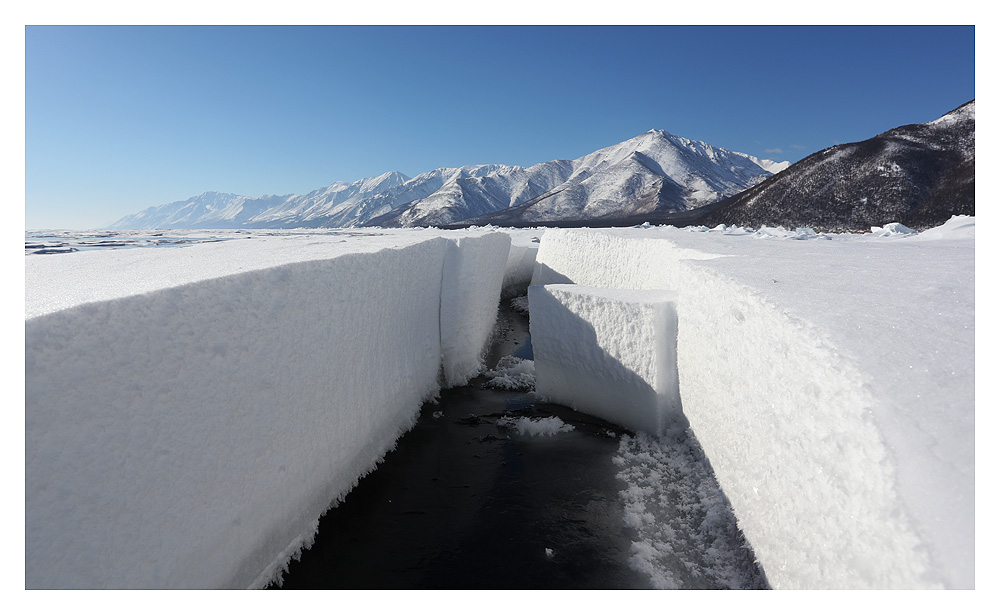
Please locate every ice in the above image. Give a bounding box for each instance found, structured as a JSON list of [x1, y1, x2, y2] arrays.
[[870, 222, 917, 237], [531, 222, 974, 589], [496, 415, 575, 436], [528, 284, 682, 436], [439, 232, 511, 387], [481, 355, 535, 391], [25, 229, 511, 589], [500, 236, 539, 298], [24, 219, 974, 590], [613, 429, 767, 589]]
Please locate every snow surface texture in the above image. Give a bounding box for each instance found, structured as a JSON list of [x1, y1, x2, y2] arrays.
[[528, 284, 682, 435], [482, 355, 536, 391], [613, 429, 767, 589], [497, 415, 575, 437], [530, 217, 974, 589], [25, 230, 510, 589]]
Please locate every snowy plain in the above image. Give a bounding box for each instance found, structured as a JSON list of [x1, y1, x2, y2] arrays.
[[24, 218, 974, 589]]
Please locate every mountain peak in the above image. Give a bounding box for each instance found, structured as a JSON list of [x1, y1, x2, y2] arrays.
[[109, 129, 793, 230]]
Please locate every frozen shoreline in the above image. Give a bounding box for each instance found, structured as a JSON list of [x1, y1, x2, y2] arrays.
[[24, 219, 974, 588]]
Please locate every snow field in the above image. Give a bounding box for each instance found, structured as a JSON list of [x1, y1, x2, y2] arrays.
[[531, 223, 974, 589], [528, 284, 682, 435], [25, 231, 511, 589]]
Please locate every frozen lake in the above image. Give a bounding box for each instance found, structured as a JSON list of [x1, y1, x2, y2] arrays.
[[24, 230, 246, 255], [269, 300, 768, 589]]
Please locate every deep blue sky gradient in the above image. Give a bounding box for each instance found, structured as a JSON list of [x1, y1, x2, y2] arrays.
[[25, 25, 975, 229]]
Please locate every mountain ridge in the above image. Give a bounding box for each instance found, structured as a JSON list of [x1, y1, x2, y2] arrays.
[[106, 130, 787, 230], [694, 100, 975, 231]]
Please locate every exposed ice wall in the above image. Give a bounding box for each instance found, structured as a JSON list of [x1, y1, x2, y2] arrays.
[[500, 235, 540, 298], [528, 284, 681, 435], [25, 231, 510, 589], [531, 224, 974, 589], [440, 233, 511, 386]]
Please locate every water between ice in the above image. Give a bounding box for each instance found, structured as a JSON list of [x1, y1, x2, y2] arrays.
[[270, 299, 768, 590]]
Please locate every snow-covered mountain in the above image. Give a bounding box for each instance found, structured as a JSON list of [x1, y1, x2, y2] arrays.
[[697, 101, 975, 231], [422, 130, 787, 228], [106, 132, 786, 230], [106, 171, 411, 230], [106, 191, 294, 230]]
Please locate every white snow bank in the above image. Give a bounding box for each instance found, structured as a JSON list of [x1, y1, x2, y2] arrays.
[[528, 284, 682, 435], [500, 234, 540, 298], [531, 220, 974, 589], [25, 230, 510, 589], [439, 233, 512, 386]]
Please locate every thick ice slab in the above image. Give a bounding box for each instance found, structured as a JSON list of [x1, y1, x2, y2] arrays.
[[528, 284, 681, 435], [440, 233, 511, 387], [25, 229, 511, 589], [531, 218, 974, 589]]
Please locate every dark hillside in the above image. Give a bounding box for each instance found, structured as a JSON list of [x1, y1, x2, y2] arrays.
[[697, 101, 975, 231]]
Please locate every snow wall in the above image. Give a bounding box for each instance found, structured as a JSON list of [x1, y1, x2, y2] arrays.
[[531, 227, 973, 590], [528, 284, 682, 435], [25, 231, 511, 589]]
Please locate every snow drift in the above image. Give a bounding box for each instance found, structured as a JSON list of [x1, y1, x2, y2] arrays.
[[25, 230, 510, 589], [530, 218, 974, 589]]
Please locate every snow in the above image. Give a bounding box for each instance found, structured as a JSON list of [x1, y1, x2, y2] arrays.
[[531, 217, 974, 589], [528, 284, 682, 435], [613, 429, 767, 589], [25, 229, 511, 589], [107, 128, 785, 230], [870, 221, 916, 237], [501, 237, 540, 298], [482, 355, 536, 391], [439, 232, 512, 387], [24, 216, 974, 590], [497, 415, 575, 437]]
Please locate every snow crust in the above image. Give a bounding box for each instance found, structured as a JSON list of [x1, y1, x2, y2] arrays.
[[528, 284, 682, 435], [531, 217, 974, 589], [25, 229, 511, 589]]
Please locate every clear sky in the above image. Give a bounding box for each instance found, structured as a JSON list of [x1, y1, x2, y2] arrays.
[[25, 24, 975, 229]]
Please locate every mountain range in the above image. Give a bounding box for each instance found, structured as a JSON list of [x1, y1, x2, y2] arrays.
[[106, 131, 787, 230], [107, 101, 974, 231]]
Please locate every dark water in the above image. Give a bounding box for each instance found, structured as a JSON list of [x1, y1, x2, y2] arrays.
[[271, 304, 651, 589], [269, 299, 767, 590]]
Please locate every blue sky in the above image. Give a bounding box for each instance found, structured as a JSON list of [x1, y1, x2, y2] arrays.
[[25, 25, 975, 229]]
